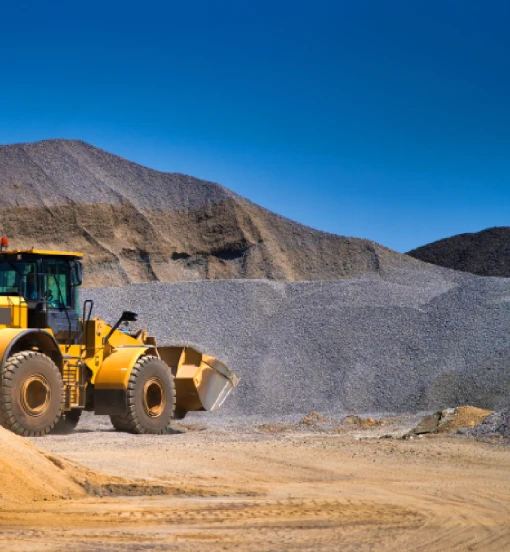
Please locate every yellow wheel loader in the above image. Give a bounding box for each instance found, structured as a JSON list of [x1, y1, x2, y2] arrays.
[[0, 240, 238, 436]]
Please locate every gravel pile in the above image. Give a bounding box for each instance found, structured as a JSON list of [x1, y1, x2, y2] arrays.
[[0, 139, 234, 210], [407, 226, 510, 277], [0, 139, 416, 286], [86, 264, 510, 416]]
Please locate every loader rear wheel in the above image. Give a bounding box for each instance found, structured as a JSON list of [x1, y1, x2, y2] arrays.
[[0, 351, 64, 436], [109, 356, 175, 434]]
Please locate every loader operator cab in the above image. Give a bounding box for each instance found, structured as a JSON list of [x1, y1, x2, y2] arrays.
[[0, 245, 83, 344]]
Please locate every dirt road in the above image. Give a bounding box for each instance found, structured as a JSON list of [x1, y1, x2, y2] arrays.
[[0, 418, 508, 551]]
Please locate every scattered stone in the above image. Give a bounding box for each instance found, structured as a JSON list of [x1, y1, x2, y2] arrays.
[[300, 411, 327, 426], [436, 406, 493, 433], [344, 416, 383, 428], [464, 407, 510, 441], [410, 413, 441, 435], [409, 406, 493, 436]]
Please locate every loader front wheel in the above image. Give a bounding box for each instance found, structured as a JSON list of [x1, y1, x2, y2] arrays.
[[52, 408, 82, 434], [0, 351, 64, 436], [109, 356, 175, 434]]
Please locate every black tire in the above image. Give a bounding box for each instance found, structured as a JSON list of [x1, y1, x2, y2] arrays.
[[173, 407, 188, 420], [109, 356, 175, 434], [0, 351, 64, 437], [110, 414, 131, 432], [52, 408, 82, 434]]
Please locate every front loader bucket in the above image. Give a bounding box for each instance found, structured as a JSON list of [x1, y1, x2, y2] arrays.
[[158, 346, 239, 413]]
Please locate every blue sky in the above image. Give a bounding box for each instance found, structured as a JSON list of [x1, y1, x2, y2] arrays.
[[1, 1, 509, 252]]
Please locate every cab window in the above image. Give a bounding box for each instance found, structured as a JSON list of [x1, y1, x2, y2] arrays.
[[42, 260, 71, 308], [0, 261, 37, 298]]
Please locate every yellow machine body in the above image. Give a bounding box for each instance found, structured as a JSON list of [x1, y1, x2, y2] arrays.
[[0, 296, 28, 329], [0, 247, 238, 422]]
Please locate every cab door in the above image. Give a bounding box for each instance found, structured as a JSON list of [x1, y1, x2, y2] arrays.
[[40, 259, 80, 343]]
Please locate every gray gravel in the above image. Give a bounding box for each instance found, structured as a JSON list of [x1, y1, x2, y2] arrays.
[[407, 226, 510, 277], [0, 139, 235, 209], [85, 263, 510, 417]]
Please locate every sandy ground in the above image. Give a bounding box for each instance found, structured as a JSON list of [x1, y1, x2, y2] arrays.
[[0, 414, 508, 552]]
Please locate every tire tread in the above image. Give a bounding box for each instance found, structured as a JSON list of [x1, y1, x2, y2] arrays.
[[0, 351, 64, 437], [109, 356, 175, 435]]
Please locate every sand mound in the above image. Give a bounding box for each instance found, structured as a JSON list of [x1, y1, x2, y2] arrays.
[[86, 264, 510, 416], [407, 227, 510, 277], [0, 139, 421, 286], [437, 406, 494, 433], [0, 426, 84, 503], [0, 427, 174, 504]]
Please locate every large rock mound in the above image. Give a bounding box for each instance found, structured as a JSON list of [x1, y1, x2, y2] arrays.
[[0, 139, 419, 286], [86, 264, 510, 416], [407, 227, 510, 277], [464, 407, 510, 440]]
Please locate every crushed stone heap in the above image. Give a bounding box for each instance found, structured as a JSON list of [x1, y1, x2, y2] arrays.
[[86, 263, 510, 416], [407, 227, 510, 277], [0, 139, 419, 286]]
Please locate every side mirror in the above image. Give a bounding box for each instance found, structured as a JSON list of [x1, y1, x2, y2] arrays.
[[72, 261, 83, 287], [121, 310, 138, 323], [103, 310, 139, 345]]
